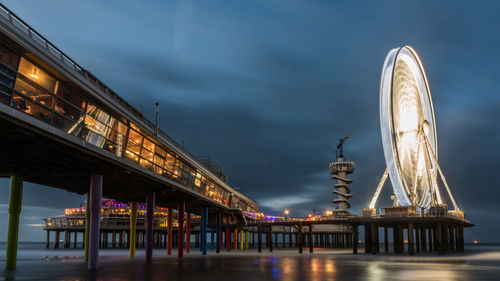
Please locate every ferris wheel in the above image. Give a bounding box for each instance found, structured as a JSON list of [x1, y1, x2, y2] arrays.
[[369, 46, 459, 211]]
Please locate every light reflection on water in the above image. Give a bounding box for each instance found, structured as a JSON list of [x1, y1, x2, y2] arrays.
[[1, 245, 500, 280]]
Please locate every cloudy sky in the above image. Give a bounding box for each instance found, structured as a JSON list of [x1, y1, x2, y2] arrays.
[[0, 0, 499, 242]]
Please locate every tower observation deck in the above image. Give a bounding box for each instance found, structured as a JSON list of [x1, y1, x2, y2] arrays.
[[329, 132, 354, 215], [330, 158, 354, 212]]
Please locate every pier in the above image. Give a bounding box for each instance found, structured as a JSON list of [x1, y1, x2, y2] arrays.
[[0, 1, 475, 274]]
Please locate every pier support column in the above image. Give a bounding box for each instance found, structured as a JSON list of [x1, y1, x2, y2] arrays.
[[353, 225, 359, 254], [269, 229, 273, 252], [225, 217, 231, 252], [429, 228, 434, 252], [421, 227, 427, 253], [46, 231, 50, 249], [289, 232, 292, 248], [364, 224, 372, 254], [309, 225, 313, 253], [178, 202, 185, 258], [146, 192, 155, 263], [415, 227, 421, 254], [408, 223, 415, 256], [186, 212, 191, 254], [84, 193, 90, 261], [211, 228, 215, 251], [234, 229, 238, 251], [392, 226, 398, 254], [372, 225, 379, 254], [129, 202, 137, 258], [436, 223, 443, 254], [201, 207, 208, 255], [449, 224, 456, 254], [245, 231, 249, 249], [55, 231, 60, 249], [64, 230, 69, 248], [88, 174, 102, 270], [167, 207, 173, 255], [384, 227, 389, 253], [458, 225, 464, 252], [258, 225, 262, 253], [298, 224, 303, 254], [241, 230, 244, 250], [74, 231, 78, 248], [216, 213, 221, 254], [5, 176, 23, 270]]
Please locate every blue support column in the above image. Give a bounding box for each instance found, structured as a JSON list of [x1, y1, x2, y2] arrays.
[[200, 208, 204, 252], [202, 207, 208, 255], [200, 210, 204, 253]]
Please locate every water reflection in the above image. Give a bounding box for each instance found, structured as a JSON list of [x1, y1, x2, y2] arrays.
[[2, 248, 500, 281]]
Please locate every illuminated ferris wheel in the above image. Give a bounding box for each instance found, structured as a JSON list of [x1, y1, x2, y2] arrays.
[[369, 46, 459, 212]]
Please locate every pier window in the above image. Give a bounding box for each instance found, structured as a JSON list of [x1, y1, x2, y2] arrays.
[[7, 55, 249, 210], [82, 105, 109, 148], [125, 128, 142, 162], [18, 58, 58, 94], [0, 44, 19, 105], [104, 117, 127, 157], [153, 146, 166, 174], [52, 83, 86, 135]]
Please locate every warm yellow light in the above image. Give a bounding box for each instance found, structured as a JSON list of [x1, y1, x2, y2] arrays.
[[473, 240, 478, 244], [284, 209, 290, 215]]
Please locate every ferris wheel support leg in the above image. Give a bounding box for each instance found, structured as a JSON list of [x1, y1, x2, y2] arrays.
[[369, 167, 390, 209], [423, 136, 460, 211]]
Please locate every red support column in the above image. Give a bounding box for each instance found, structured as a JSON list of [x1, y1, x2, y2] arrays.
[[167, 208, 172, 255], [226, 216, 231, 252], [178, 202, 185, 258], [186, 212, 191, 253]]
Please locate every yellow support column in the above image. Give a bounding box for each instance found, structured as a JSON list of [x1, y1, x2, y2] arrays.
[[245, 231, 249, 249], [129, 202, 138, 258], [240, 230, 244, 250]]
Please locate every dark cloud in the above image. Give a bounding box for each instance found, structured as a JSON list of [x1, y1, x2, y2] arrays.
[[1, 0, 500, 242]]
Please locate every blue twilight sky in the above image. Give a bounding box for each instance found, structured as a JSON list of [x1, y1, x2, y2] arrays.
[[0, 0, 499, 242]]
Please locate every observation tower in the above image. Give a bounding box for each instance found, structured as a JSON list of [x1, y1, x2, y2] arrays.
[[329, 132, 354, 215]]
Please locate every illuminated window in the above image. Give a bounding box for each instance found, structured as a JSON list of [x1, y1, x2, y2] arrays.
[[194, 172, 202, 187], [126, 129, 142, 155], [18, 58, 58, 93], [14, 76, 54, 108], [11, 93, 51, 123]]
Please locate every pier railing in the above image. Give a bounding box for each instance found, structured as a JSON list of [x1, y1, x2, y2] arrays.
[[43, 216, 192, 231]]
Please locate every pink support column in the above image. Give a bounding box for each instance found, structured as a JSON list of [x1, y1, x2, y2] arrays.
[[186, 212, 191, 253], [177, 202, 185, 258], [145, 192, 155, 263], [88, 175, 102, 270], [167, 208, 172, 255]]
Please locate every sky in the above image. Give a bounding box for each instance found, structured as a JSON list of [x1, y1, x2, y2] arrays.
[[0, 0, 499, 242]]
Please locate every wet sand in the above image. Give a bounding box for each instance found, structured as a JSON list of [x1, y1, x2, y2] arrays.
[[2, 246, 500, 281]]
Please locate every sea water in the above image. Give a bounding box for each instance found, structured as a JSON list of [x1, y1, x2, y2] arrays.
[[1, 242, 499, 280]]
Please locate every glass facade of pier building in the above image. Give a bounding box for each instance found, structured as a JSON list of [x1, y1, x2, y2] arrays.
[[0, 43, 257, 213]]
